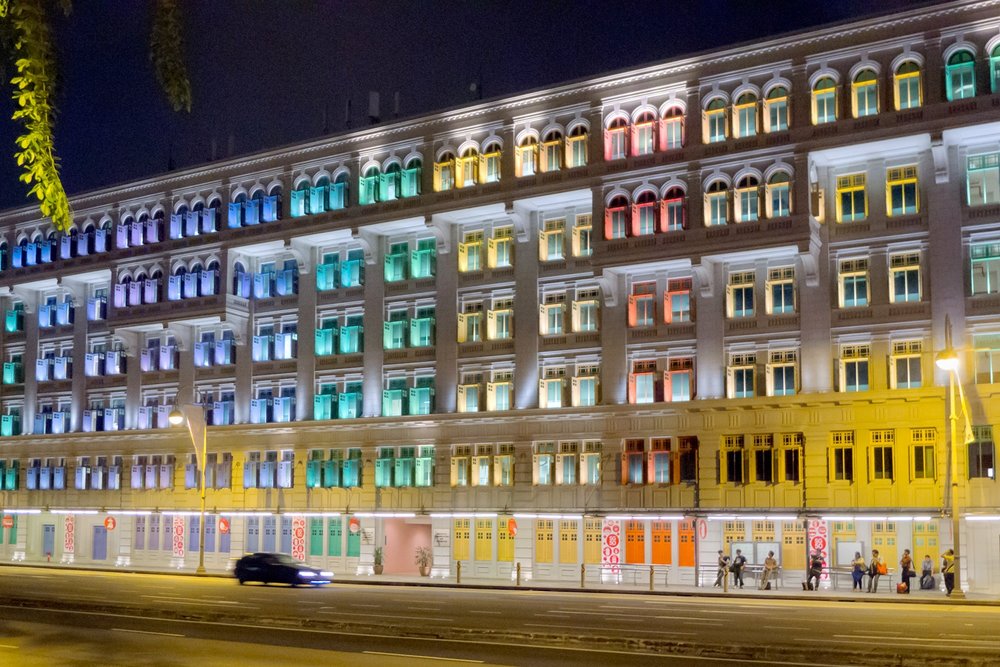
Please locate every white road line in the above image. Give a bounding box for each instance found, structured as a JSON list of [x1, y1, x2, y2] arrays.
[[363, 651, 483, 663], [112, 628, 185, 638], [347, 603, 382, 608], [318, 610, 454, 622], [523, 623, 696, 636], [835, 634, 998, 645], [0, 644, 18, 649], [407, 607, 442, 611], [467, 610, 502, 615]]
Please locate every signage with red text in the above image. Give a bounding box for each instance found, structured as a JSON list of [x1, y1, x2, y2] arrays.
[[64, 515, 75, 554], [602, 520, 621, 573], [806, 519, 829, 581], [291, 517, 306, 561], [104, 516, 117, 531], [172, 516, 185, 558]]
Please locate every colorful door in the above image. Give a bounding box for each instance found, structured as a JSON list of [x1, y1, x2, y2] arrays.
[[346, 521, 360, 557], [871, 521, 897, 567], [280, 517, 292, 554], [262, 516, 276, 552], [453, 519, 470, 561], [327, 518, 342, 557], [912, 521, 938, 562], [497, 516, 514, 562], [781, 521, 806, 570], [723, 520, 746, 548], [559, 520, 578, 564], [651, 521, 672, 564], [678, 520, 695, 567], [92, 526, 108, 561], [584, 519, 602, 564], [42, 524, 55, 558], [247, 517, 259, 553], [475, 519, 493, 561], [309, 518, 324, 557], [535, 519, 553, 563], [625, 520, 645, 563]]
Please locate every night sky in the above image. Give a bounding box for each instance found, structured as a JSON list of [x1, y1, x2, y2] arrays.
[[0, 0, 927, 213]]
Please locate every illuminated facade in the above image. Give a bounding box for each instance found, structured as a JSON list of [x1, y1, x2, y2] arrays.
[[0, 0, 999, 592]]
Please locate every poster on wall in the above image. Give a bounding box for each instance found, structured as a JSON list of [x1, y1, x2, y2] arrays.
[[291, 517, 306, 561], [63, 514, 75, 555], [601, 520, 621, 574], [172, 516, 185, 558], [806, 519, 829, 580]]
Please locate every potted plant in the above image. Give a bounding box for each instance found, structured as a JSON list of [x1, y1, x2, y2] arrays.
[[415, 546, 432, 577], [373, 547, 384, 575]]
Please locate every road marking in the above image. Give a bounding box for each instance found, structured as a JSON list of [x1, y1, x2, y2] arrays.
[[468, 610, 502, 615], [140, 596, 251, 608], [112, 628, 185, 638], [318, 610, 454, 622], [363, 651, 483, 663], [407, 606, 442, 611], [0, 644, 19, 649], [522, 623, 696, 636], [347, 603, 381, 608], [835, 634, 997, 645]]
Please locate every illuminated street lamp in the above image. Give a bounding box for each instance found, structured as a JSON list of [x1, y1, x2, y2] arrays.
[[168, 404, 208, 575], [935, 321, 966, 599]]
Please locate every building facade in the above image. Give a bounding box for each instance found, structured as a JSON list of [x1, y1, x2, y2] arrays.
[[0, 0, 999, 592]]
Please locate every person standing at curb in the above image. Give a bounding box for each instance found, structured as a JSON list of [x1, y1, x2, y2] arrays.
[[731, 549, 747, 589], [713, 550, 730, 590], [806, 551, 823, 591], [867, 549, 883, 593], [921, 554, 934, 590], [942, 549, 956, 596], [851, 551, 866, 591], [760, 550, 778, 590], [899, 549, 913, 594]]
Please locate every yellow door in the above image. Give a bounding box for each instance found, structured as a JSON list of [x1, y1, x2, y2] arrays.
[[583, 519, 602, 564], [475, 518, 493, 561], [535, 519, 553, 563], [559, 520, 578, 564], [453, 519, 470, 561], [497, 516, 514, 562], [781, 521, 806, 571], [872, 521, 897, 568]]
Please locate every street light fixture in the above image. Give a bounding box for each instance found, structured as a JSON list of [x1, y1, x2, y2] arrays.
[[935, 320, 966, 599], [168, 405, 208, 575]]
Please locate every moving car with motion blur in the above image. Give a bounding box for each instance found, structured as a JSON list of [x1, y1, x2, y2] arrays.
[[233, 552, 334, 586]]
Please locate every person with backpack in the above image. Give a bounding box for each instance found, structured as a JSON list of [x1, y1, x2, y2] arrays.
[[760, 550, 778, 590], [731, 549, 747, 589], [899, 549, 914, 594], [867, 549, 884, 593], [942, 549, 956, 596], [806, 551, 823, 591], [920, 554, 935, 590], [851, 551, 866, 591]]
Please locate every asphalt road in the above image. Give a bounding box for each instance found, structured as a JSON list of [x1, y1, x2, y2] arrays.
[[0, 566, 997, 665]]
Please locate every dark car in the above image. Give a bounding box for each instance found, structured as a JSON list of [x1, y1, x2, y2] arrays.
[[233, 552, 334, 586]]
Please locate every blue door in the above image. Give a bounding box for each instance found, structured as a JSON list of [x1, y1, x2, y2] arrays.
[[246, 517, 259, 552], [280, 517, 292, 554], [42, 524, 55, 558], [92, 526, 108, 561], [262, 517, 276, 552]]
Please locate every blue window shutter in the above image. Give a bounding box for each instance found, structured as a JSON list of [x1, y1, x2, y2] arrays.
[[227, 202, 242, 228]]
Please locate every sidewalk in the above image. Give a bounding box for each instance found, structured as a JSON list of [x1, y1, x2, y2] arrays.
[[5, 560, 998, 605]]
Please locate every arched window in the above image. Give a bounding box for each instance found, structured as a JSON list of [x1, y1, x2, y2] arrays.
[[232, 261, 247, 297], [704, 98, 727, 143], [733, 93, 758, 138], [812, 76, 838, 125], [632, 191, 657, 236], [541, 131, 563, 172], [633, 112, 656, 156], [482, 143, 501, 183], [290, 180, 310, 217], [515, 136, 538, 177], [332, 172, 349, 209], [660, 106, 684, 151], [382, 162, 401, 201], [403, 157, 422, 196], [992, 44, 1000, 94], [605, 117, 629, 161], [851, 69, 879, 118], [566, 125, 588, 167], [661, 187, 686, 232], [894, 61, 922, 110], [705, 181, 729, 226], [736, 176, 760, 222], [360, 166, 380, 205], [604, 195, 630, 240], [946, 50, 976, 101], [766, 172, 792, 218], [434, 152, 455, 192], [764, 87, 789, 132], [458, 148, 478, 187]]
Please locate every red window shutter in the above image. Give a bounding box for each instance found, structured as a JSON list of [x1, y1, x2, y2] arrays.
[[603, 130, 613, 162], [658, 199, 668, 233], [630, 124, 640, 157], [627, 372, 637, 404], [646, 451, 655, 485], [657, 118, 668, 152], [629, 204, 639, 237], [663, 370, 672, 399], [604, 208, 615, 240], [681, 198, 688, 229], [627, 294, 638, 327], [620, 452, 629, 485]]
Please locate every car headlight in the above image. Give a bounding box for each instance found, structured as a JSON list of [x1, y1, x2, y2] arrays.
[[298, 571, 316, 578], [320, 571, 334, 578]]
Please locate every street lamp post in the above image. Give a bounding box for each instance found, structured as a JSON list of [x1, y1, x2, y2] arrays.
[[936, 324, 966, 599], [169, 404, 208, 575]]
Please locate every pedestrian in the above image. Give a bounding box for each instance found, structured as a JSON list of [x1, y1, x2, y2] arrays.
[[920, 554, 934, 590], [806, 550, 823, 591], [760, 550, 778, 590], [731, 548, 747, 589], [713, 550, 731, 589], [899, 549, 913, 594], [942, 549, 956, 596], [851, 551, 866, 591], [867, 549, 883, 593]]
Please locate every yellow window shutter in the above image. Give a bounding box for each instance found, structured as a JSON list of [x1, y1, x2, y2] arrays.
[[456, 313, 468, 343], [538, 304, 547, 333], [457, 241, 468, 271], [571, 376, 580, 406], [433, 162, 443, 191], [571, 300, 581, 331], [486, 237, 498, 268], [486, 382, 497, 411], [486, 310, 497, 339]]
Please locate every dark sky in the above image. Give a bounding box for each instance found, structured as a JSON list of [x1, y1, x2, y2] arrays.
[[0, 0, 926, 212]]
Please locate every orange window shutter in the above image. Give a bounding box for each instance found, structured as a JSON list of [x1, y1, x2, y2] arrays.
[[663, 370, 672, 399], [630, 124, 640, 156], [603, 130, 613, 161], [627, 294, 638, 327], [604, 208, 614, 240], [646, 451, 655, 484], [630, 204, 639, 236], [620, 452, 629, 485], [657, 118, 668, 152], [627, 373, 637, 404]]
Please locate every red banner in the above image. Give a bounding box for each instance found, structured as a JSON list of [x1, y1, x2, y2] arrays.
[[291, 517, 306, 560], [806, 519, 829, 581], [64, 515, 75, 554], [602, 520, 621, 573], [172, 516, 185, 558]]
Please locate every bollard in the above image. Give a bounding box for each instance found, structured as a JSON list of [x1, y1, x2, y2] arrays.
[[516, 562, 521, 586], [581, 563, 586, 588], [649, 565, 654, 591], [456, 560, 462, 584]]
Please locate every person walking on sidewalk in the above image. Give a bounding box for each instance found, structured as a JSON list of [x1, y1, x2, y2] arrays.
[[731, 549, 747, 589], [806, 551, 823, 591], [899, 549, 914, 593], [942, 549, 956, 596], [713, 550, 731, 589], [867, 549, 883, 593], [760, 551, 778, 590], [851, 551, 866, 591]]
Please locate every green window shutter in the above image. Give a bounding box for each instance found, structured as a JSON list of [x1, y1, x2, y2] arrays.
[[290, 189, 306, 217], [322, 460, 339, 488], [4, 463, 17, 490], [306, 460, 320, 488], [309, 518, 324, 556], [346, 524, 360, 557]]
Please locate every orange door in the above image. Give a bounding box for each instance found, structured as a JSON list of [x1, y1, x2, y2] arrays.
[[625, 520, 645, 563], [678, 520, 695, 567], [651, 521, 672, 564]]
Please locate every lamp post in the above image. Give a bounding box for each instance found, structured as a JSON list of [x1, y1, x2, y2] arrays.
[[168, 404, 208, 575], [935, 323, 966, 599]]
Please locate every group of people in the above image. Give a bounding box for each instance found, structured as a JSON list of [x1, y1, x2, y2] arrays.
[[713, 548, 779, 590], [713, 546, 958, 595]]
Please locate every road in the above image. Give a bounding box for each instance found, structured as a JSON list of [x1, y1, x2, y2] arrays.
[[0, 566, 997, 665]]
